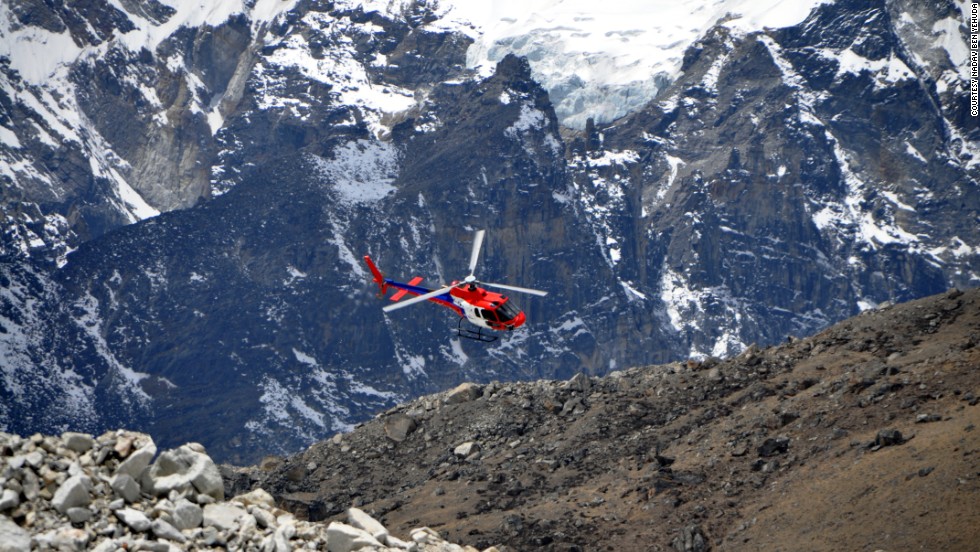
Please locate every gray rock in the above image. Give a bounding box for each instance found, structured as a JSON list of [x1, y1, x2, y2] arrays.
[[672, 524, 708, 552], [110, 473, 141, 503], [757, 436, 790, 457], [116, 507, 151, 532], [24, 451, 43, 468], [61, 432, 95, 453], [52, 474, 92, 514], [21, 469, 40, 501], [384, 414, 418, 443], [172, 498, 204, 531], [560, 396, 586, 416], [874, 429, 906, 448], [563, 372, 592, 393], [151, 518, 186, 542], [67, 506, 93, 524], [203, 502, 247, 532], [143, 444, 224, 500], [0, 515, 30, 552], [0, 488, 19, 511]]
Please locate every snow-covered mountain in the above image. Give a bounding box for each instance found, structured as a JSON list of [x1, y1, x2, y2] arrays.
[[1, 0, 977, 463]]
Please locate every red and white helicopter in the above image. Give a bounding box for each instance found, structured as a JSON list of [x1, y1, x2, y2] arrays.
[[364, 230, 547, 342]]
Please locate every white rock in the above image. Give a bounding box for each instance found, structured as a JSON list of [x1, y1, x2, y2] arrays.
[[326, 521, 383, 552], [52, 474, 92, 514], [0, 515, 30, 552], [385, 534, 414, 549], [35, 526, 91, 551], [252, 506, 277, 529], [347, 507, 389, 542], [91, 540, 117, 552], [151, 518, 186, 542], [116, 507, 152, 532], [143, 444, 224, 500], [116, 441, 157, 480], [203, 502, 248, 532], [445, 382, 483, 404], [110, 473, 141, 503], [274, 526, 292, 552], [411, 527, 444, 544], [453, 442, 480, 458], [235, 488, 276, 509], [61, 432, 95, 453]]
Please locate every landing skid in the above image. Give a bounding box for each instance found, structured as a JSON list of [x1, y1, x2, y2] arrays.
[[455, 317, 497, 343]]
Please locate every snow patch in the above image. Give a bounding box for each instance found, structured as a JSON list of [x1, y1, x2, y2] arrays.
[[313, 140, 399, 205]]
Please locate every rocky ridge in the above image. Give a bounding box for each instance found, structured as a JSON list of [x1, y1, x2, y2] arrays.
[[0, 430, 491, 551], [238, 287, 980, 551]]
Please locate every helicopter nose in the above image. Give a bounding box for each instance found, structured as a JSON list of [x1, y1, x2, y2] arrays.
[[509, 311, 526, 329]]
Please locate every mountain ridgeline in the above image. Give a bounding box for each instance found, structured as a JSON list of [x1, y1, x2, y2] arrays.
[[1, 0, 978, 464]]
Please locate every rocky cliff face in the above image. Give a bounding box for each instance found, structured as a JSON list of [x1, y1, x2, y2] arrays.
[[1, 0, 978, 465], [242, 287, 980, 551]]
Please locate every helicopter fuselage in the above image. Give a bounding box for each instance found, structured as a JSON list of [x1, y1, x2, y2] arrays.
[[363, 255, 527, 332]]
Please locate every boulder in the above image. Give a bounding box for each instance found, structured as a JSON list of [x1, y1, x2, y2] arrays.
[[563, 372, 592, 393], [116, 507, 152, 532], [61, 432, 95, 453], [151, 518, 186, 542], [142, 444, 224, 499], [874, 429, 906, 448], [172, 498, 204, 530], [110, 473, 141, 503], [757, 436, 790, 457], [52, 474, 92, 514], [116, 440, 157, 480], [384, 414, 418, 443], [67, 506, 93, 524], [445, 383, 483, 404], [234, 488, 276, 509], [203, 502, 248, 532], [347, 507, 389, 542], [0, 489, 20, 511], [326, 521, 383, 552], [453, 442, 480, 458]]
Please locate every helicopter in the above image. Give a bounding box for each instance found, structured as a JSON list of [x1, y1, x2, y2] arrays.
[[363, 229, 547, 342]]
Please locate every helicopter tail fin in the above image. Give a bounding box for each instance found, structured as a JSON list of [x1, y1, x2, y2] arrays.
[[364, 255, 388, 296], [390, 277, 424, 302]]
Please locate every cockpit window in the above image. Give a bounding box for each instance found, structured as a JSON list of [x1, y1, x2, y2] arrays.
[[481, 308, 499, 322], [497, 299, 520, 322]]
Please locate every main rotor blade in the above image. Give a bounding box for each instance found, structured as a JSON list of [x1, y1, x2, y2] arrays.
[[467, 229, 485, 278], [482, 281, 548, 297], [382, 285, 452, 313]]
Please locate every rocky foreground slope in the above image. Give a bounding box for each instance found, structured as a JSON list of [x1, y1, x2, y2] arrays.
[[0, 430, 488, 551], [235, 287, 980, 551]]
